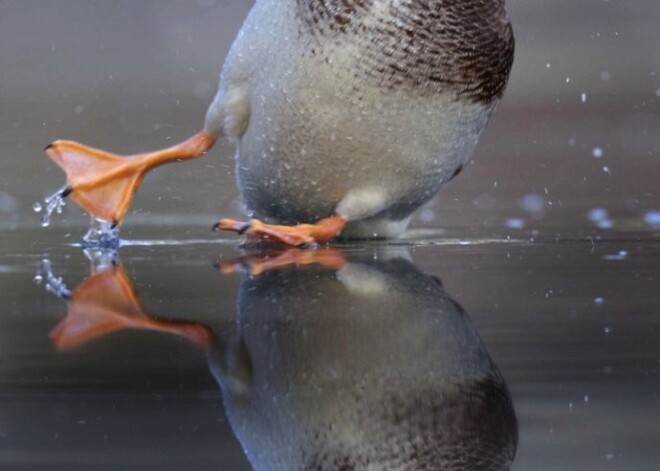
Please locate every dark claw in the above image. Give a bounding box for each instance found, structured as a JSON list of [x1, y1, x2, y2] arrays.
[[212, 221, 252, 234], [237, 223, 252, 235], [61, 186, 73, 198], [44, 143, 54, 152], [111, 220, 119, 229], [431, 275, 444, 287]]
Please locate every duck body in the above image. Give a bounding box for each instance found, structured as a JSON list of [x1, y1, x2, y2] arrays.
[[207, 0, 514, 238], [44, 0, 514, 243]]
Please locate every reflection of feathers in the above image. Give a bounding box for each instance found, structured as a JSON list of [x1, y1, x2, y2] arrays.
[[304, 380, 516, 470], [209, 252, 517, 470]]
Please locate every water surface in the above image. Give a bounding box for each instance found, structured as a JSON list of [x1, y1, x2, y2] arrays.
[[2, 228, 659, 470]]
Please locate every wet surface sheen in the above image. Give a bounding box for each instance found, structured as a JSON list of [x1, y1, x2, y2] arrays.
[[1, 229, 659, 470]]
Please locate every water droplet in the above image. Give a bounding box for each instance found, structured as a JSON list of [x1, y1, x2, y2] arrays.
[[603, 249, 627, 260], [643, 210, 660, 227], [519, 193, 546, 214], [419, 208, 436, 222], [588, 208, 608, 222], [38, 259, 72, 298], [33, 202, 43, 213], [506, 218, 525, 229], [592, 147, 603, 158], [33, 275, 43, 284], [581, 92, 587, 103], [38, 185, 69, 228]]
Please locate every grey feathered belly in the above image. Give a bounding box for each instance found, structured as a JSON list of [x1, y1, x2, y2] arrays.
[[235, 93, 492, 225], [237, 135, 445, 224]]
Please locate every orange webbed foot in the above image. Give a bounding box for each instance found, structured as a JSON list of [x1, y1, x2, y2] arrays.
[[214, 216, 347, 247], [44, 131, 215, 224]]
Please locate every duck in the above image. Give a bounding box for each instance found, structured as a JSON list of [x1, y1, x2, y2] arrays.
[[45, 0, 514, 246]]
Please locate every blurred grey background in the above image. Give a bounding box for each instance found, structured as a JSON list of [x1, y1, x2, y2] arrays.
[[0, 0, 658, 235]]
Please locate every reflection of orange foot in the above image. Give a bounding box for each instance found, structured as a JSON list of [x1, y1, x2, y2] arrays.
[[214, 216, 347, 247], [219, 247, 347, 276], [45, 131, 215, 224], [49, 265, 215, 351]]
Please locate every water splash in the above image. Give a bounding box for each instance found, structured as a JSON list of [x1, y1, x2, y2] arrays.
[[36, 259, 72, 299], [82, 246, 119, 272], [80, 218, 121, 251], [34, 185, 70, 227]]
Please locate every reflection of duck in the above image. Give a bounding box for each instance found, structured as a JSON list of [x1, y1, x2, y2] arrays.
[[44, 1, 514, 245], [212, 249, 517, 470], [45, 248, 517, 470]]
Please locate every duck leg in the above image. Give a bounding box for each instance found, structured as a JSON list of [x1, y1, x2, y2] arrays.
[[45, 131, 216, 225], [214, 216, 347, 247]]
